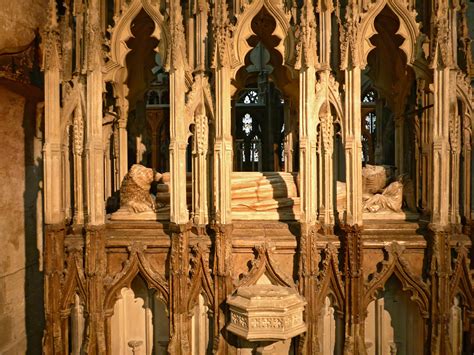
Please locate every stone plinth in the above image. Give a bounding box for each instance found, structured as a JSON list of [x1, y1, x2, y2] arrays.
[[227, 285, 306, 342]]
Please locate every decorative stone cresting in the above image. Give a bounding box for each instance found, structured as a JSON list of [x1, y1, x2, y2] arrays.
[[227, 284, 306, 342]]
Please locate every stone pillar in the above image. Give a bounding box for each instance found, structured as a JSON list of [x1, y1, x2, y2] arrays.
[[84, 0, 105, 226], [193, 109, 209, 226], [73, 105, 84, 225], [296, 3, 319, 351], [168, 223, 191, 355], [167, 3, 192, 354], [212, 224, 234, 354], [283, 103, 293, 172], [169, 67, 188, 224], [342, 224, 365, 354], [462, 119, 471, 223], [420, 85, 433, 214], [211, 2, 234, 352], [117, 97, 129, 187], [431, 67, 452, 226], [298, 64, 318, 226], [449, 98, 462, 226], [84, 225, 107, 353], [214, 64, 233, 225], [43, 26, 63, 226], [43, 224, 65, 354], [343, 66, 363, 225], [428, 227, 452, 354], [395, 116, 405, 173], [319, 86, 335, 230], [297, 223, 319, 354], [42, 6, 67, 352], [374, 98, 384, 164]]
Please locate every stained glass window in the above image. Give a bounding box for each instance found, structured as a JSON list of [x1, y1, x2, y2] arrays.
[[242, 113, 253, 136], [365, 112, 376, 133], [362, 89, 377, 103], [243, 90, 259, 104]]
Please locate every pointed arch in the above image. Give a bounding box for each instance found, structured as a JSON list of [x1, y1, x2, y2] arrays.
[[231, 0, 295, 79], [60, 79, 86, 144], [236, 244, 296, 288], [185, 76, 215, 123], [60, 250, 88, 311], [363, 243, 430, 317], [104, 0, 170, 84], [328, 76, 344, 129], [316, 245, 345, 312], [357, 0, 420, 68], [104, 246, 169, 312], [187, 244, 215, 311], [456, 71, 473, 114], [450, 245, 474, 309]]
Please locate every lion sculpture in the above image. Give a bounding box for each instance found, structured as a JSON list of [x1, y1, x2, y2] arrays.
[[119, 164, 162, 213]]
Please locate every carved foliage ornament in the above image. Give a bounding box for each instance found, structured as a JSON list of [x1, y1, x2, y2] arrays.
[[42, 28, 63, 72], [295, 1, 318, 69], [212, 0, 233, 68]]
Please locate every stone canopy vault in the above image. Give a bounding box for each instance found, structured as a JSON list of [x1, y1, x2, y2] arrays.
[[4, 0, 470, 354]]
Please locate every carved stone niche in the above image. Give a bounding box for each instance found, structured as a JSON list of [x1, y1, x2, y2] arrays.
[[227, 285, 307, 342]]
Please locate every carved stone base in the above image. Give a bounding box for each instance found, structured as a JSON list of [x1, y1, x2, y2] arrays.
[[363, 211, 419, 221], [227, 285, 306, 342], [110, 208, 170, 221]]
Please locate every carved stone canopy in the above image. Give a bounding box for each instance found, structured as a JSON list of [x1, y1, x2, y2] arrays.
[[227, 285, 307, 342]]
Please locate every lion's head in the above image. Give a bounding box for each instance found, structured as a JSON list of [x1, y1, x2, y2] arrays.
[[120, 164, 160, 213]]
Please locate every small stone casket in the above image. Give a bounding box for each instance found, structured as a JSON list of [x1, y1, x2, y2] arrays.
[[227, 284, 307, 342]]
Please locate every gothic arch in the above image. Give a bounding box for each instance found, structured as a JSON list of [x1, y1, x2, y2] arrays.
[[327, 77, 344, 129], [103, 0, 170, 84], [236, 244, 296, 288], [104, 246, 169, 313], [187, 245, 215, 311], [450, 245, 474, 309], [60, 80, 85, 145], [363, 243, 430, 318], [456, 72, 473, 115], [60, 251, 88, 311], [185, 76, 215, 123], [316, 245, 345, 312], [231, 0, 295, 79], [357, 0, 420, 68]]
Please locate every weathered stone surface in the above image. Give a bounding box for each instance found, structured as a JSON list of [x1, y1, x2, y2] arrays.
[[0, 86, 27, 353], [0, 84, 43, 353], [227, 284, 307, 342], [0, 0, 47, 55]]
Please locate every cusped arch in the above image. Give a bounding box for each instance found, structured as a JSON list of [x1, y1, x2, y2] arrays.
[[236, 244, 296, 288], [357, 0, 420, 68], [60, 252, 88, 311], [104, 0, 170, 84], [449, 246, 473, 309], [316, 246, 345, 312], [231, 0, 295, 79], [364, 246, 430, 318], [456, 73, 473, 115], [328, 83, 344, 129], [187, 246, 215, 311], [104, 249, 169, 313]]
